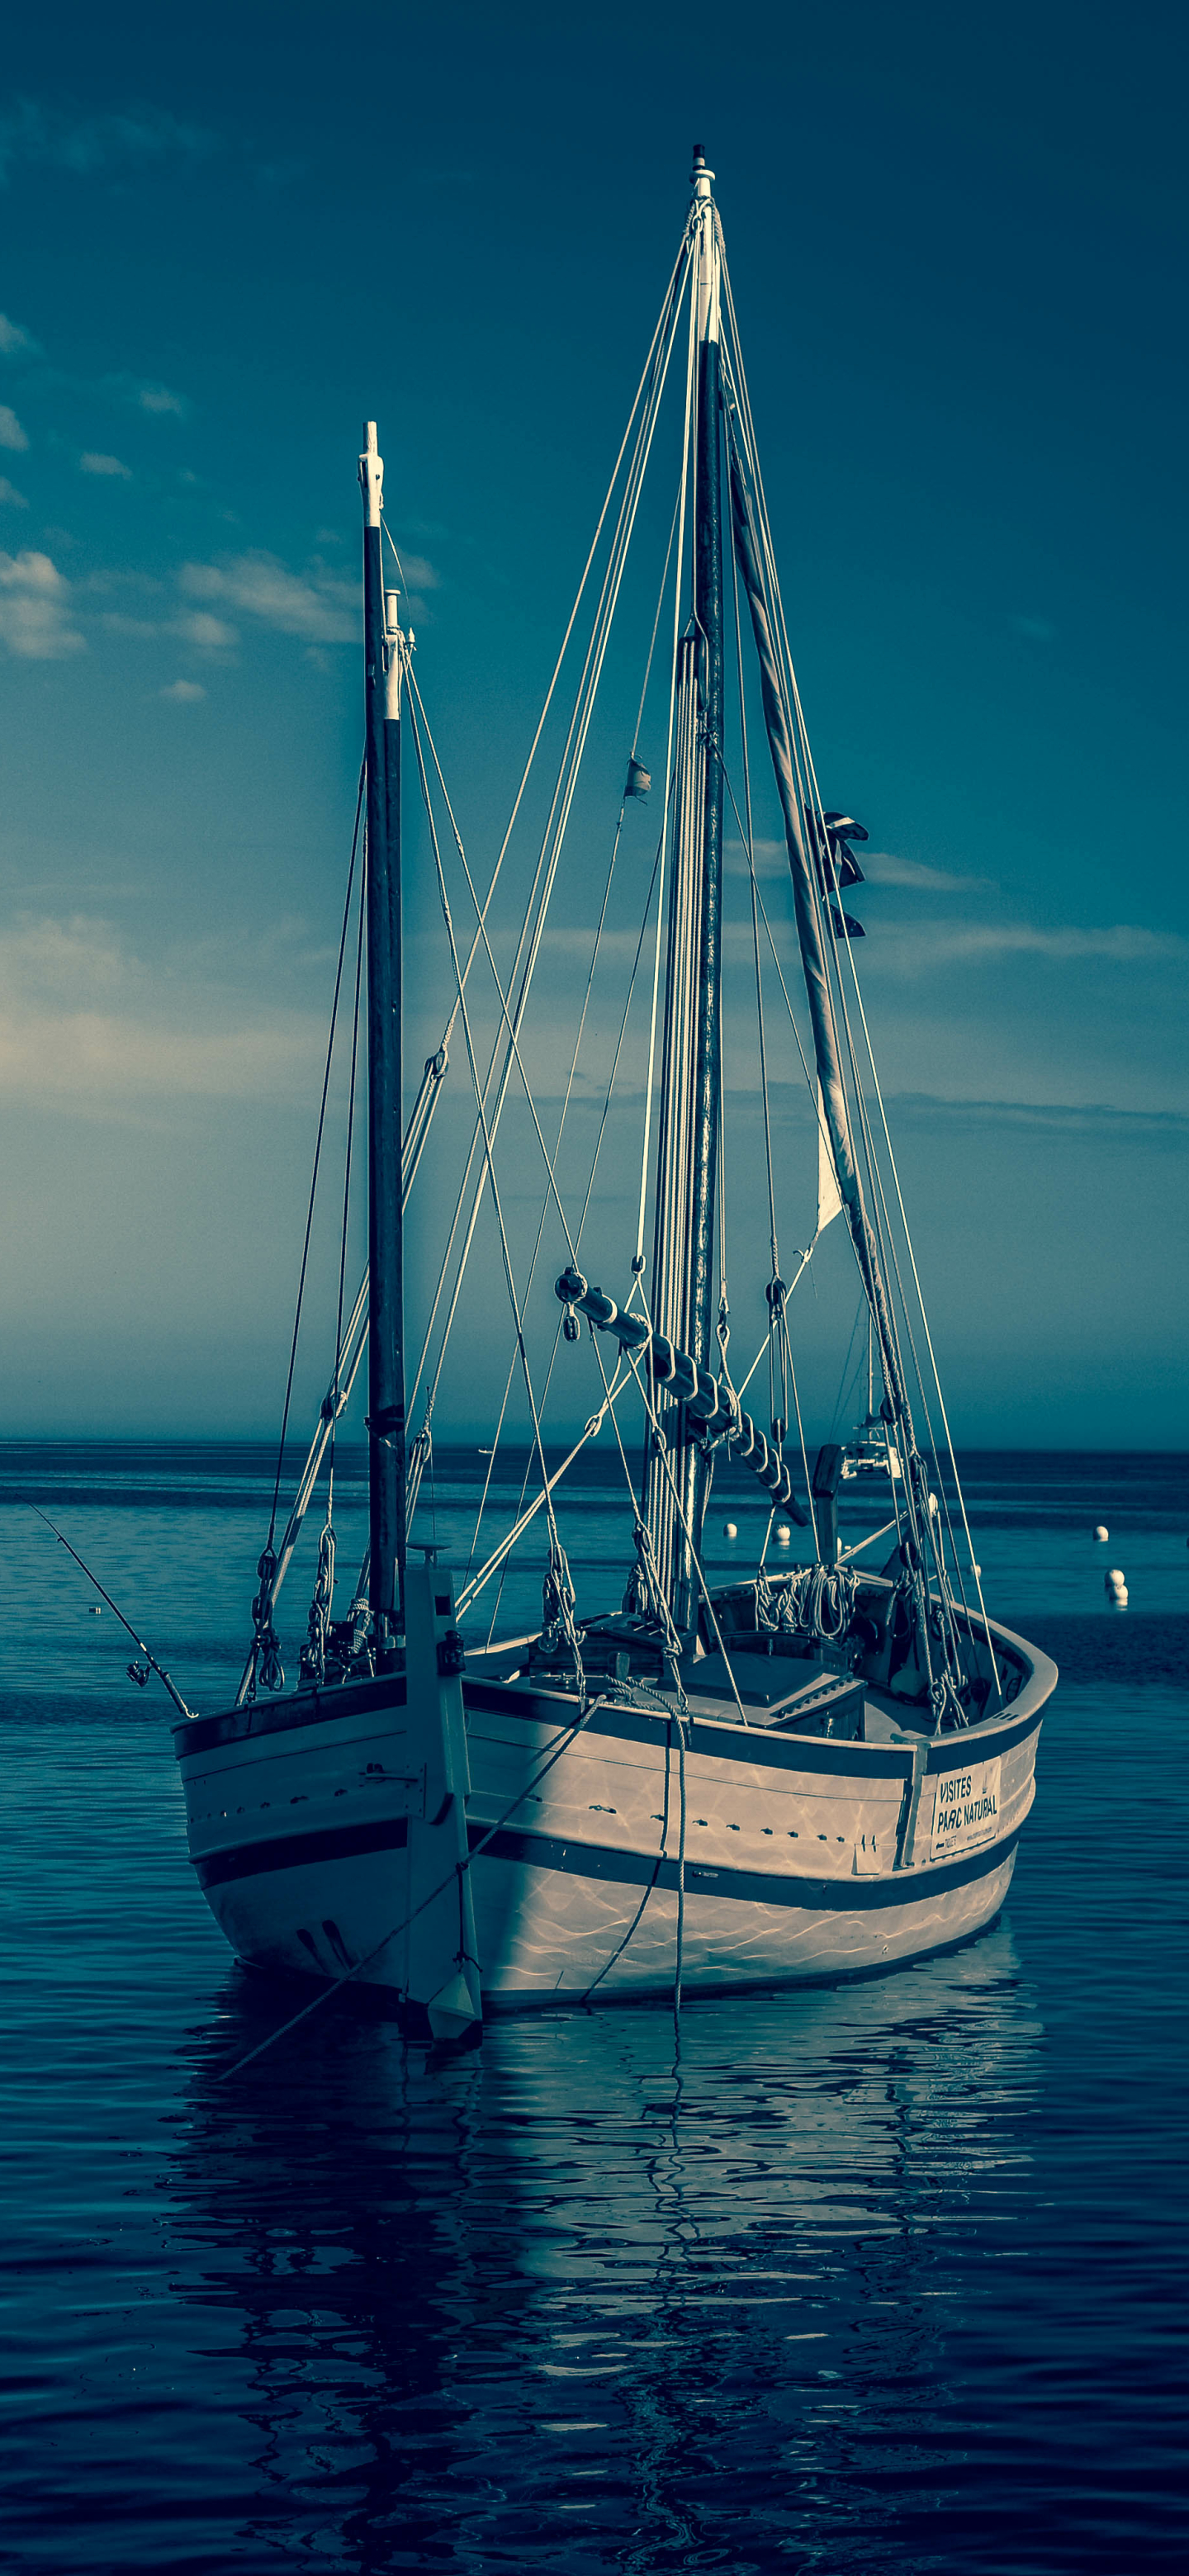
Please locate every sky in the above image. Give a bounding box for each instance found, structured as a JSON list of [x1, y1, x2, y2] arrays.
[[0, 0, 1185, 1449]]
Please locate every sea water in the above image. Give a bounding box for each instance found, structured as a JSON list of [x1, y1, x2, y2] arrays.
[[2, 1444, 1186, 2573]]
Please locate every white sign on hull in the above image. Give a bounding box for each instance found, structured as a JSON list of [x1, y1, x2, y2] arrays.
[[930, 1758, 1002, 1859]]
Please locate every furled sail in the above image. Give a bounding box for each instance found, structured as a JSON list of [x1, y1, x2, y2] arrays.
[[727, 433, 909, 1427], [727, 441, 861, 1215], [816, 1083, 843, 1237]]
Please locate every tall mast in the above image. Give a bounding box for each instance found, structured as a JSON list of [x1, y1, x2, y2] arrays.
[[359, 423, 405, 1662], [644, 149, 724, 1631], [688, 145, 725, 1579]]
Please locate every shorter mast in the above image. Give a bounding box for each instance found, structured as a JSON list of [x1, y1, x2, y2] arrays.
[[360, 424, 405, 1660]]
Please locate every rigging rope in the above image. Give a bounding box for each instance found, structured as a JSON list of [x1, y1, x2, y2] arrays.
[[718, 262, 983, 1702], [218, 1692, 615, 2081], [248, 760, 364, 1697], [403, 267, 685, 1448], [407, 689, 585, 1695]]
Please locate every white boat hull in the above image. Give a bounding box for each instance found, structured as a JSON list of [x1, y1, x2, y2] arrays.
[[174, 1619, 1051, 2018]]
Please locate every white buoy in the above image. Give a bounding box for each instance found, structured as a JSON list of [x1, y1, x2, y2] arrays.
[[775, 1521, 792, 1546], [1105, 1567, 1128, 1605], [722, 1520, 738, 1541], [1093, 1524, 1109, 1541]]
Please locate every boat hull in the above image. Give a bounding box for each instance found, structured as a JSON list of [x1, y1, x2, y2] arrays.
[[174, 1623, 1050, 2015]]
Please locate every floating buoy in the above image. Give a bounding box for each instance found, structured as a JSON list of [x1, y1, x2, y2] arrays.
[[722, 1520, 738, 1541], [775, 1521, 792, 1545], [1105, 1567, 1128, 1605], [1093, 1524, 1108, 1541]]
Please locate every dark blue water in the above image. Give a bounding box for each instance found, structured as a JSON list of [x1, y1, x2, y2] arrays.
[[2, 1446, 1187, 2572]]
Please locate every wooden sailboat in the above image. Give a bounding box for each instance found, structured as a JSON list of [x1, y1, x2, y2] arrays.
[[173, 152, 1054, 2039]]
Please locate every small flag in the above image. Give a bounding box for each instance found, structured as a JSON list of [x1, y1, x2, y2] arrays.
[[625, 756, 651, 800], [829, 902, 865, 940]]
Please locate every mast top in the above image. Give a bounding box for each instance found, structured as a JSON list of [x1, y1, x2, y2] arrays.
[[690, 146, 719, 342], [359, 419, 383, 529]]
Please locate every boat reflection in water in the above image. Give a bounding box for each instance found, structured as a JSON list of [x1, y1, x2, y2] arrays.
[[169, 1930, 1040, 2564]]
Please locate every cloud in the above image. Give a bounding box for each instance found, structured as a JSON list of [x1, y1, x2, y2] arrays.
[[0, 405, 29, 452], [0, 911, 323, 1108], [0, 100, 214, 186], [1010, 613, 1057, 643], [97, 605, 237, 650], [173, 608, 238, 651], [873, 917, 1189, 973], [862, 850, 992, 892], [724, 836, 788, 879], [727, 839, 991, 895], [159, 678, 206, 703], [179, 551, 357, 643], [0, 476, 28, 508], [98, 612, 163, 640], [136, 381, 187, 417], [0, 313, 40, 358], [391, 548, 440, 593], [0, 550, 84, 658], [93, 370, 192, 421], [884, 1091, 1189, 1145], [80, 450, 132, 479]]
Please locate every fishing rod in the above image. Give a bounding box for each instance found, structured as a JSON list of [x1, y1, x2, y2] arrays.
[[29, 1504, 195, 1720]]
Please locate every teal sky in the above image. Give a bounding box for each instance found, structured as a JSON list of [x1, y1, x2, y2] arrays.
[[0, 0, 1185, 1448]]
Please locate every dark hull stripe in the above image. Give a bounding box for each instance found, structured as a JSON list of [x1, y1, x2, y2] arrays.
[[192, 1807, 1017, 1911], [195, 1816, 409, 1889], [467, 1819, 1021, 1910], [177, 1674, 409, 1759]]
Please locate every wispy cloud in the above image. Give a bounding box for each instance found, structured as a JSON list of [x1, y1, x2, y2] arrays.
[[135, 381, 187, 417], [173, 608, 237, 651], [0, 550, 84, 658], [98, 604, 237, 651], [80, 450, 132, 479], [97, 369, 191, 419], [873, 918, 1189, 973], [862, 850, 992, 892], [0, 911, 322, 1107], [0, 404, 28, 452], [0, 100, 214, 186], [0, 476, 28, 508], [724, 836, 788, 879], [1010, 613, 1057, 643], [884, 1091, 1189, 1144], [726, 837, 989, 895], [159, 679, 206, 703], [391, 548, 440, 594], [179, 551, 357, 643], [0, 313, 40, 358]]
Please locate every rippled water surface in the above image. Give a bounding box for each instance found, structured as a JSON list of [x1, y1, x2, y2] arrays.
[[2, 1445, 1187, 2572]]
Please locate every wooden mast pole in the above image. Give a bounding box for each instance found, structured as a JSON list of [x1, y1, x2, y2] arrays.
[[359, 424, 405, 1663], [684, 144, 725, 1617]]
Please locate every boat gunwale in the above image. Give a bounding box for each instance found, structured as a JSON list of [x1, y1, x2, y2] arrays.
[[173, 1603, 1054, 1774]]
